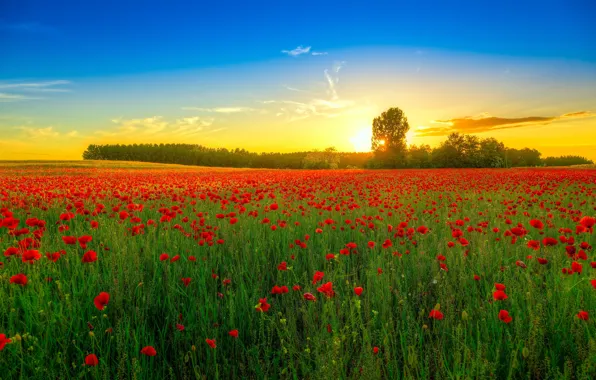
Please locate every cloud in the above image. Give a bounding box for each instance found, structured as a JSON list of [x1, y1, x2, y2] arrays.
[[281, 45, 311, 57], [415, 111, 595, 137], [100, 116, 216, 138], [264, 61, 362, 122], [0, 80, 71, 101], [0, 80, 71, 90], [18, 126, 60, 138], [324, 70, 338, 100], [312, 51, 328, 56], [181, 106, 254, 113], [0, 93, 39, 102]]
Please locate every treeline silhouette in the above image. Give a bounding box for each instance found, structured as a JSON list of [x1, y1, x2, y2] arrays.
[[82, 136, 593, 169]]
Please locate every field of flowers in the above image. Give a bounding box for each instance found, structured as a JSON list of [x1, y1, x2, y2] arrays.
[[1, 165, 595, 379]]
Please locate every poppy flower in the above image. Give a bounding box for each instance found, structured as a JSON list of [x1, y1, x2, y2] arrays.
[[176, 324, 185, 331], [373, 346, 379, 355], [577, 310, 589, 320], [317, 282, 335, 298], [78, 235, 93, 249], [493, 290, 508, 301], [62, 236, 77, 245], [94, 292, 110, 311], [159, 253, 169, 261], [571, 261, 583, 274], [255, 298, 271, 312], [10, 273, 28, 286], [312, 271, 324, 284], [354, 287, 363, 296], [429, 309, 444, 320], [494, 283, 506, 291], [206, 338, 216, 349], [140, 346, 157, 356], [0, 334, 11, 351], [82, 250, 98, 263], [229, 329, 239, 338], [22, 249, 41, 263], [303, 293, 316, 301], [498, 310, 512, 324], [277, 261, 287, 271], [591, 279, 596, 289], [85, 354, 99, 366], [181, 278, 191, 287]]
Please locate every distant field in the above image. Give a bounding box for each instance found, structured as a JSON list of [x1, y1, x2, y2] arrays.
[[1, 166, 596, 379]]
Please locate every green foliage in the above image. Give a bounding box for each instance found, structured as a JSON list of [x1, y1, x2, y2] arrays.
[[302, 147, 340, 169], [543, 155, 594, 167], [371, 107, 410, 168]]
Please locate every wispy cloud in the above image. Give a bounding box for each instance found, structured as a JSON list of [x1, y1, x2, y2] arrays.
[[263, 61, 364, 122], [281, 45, 311, 57], [0, 93, 39, 102], [98, 116, 217, 138], [0, 80, 71, 101], [312, 51, 328, 56], [415, 111, 595, 137], [0, 80, 71, 90], [181, 106, 254, 113], [18, 126, 60, 138]]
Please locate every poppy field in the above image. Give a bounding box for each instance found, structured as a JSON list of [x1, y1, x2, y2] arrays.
[[1, 165, 596, 379]]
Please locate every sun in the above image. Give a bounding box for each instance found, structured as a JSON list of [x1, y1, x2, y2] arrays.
[[350, 128, 373, 152]]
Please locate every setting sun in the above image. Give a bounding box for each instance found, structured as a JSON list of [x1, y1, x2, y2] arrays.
[[350, 128, 373, 152]]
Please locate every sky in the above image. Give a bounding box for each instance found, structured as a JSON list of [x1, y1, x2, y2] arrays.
[[1, 0, 595, 160]]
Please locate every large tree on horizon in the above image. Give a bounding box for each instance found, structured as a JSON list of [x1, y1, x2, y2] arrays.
[[371, 107, 410, 168]]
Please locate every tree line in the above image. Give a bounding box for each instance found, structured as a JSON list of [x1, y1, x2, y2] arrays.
[[82, 106, 592, 169], [82, 140, 591, 169]]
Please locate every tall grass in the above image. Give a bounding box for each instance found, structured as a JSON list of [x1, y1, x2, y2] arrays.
[[0, 167, 595, 379]]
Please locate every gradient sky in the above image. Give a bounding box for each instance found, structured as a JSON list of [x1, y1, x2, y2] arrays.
[[1, 0, 595, 160]]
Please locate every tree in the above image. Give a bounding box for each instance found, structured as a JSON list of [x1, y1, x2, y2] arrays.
[[302, 147, 340, 169], [371, 107, 410, 168]]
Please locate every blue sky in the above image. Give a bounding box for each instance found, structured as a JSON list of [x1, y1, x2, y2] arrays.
[[1, 0, 595, 159], [2, 0, 595, 77]]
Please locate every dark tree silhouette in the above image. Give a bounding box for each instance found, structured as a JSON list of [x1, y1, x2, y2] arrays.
[[371, 107, 410, 168]]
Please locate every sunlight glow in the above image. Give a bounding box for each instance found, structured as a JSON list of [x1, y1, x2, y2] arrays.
[[350, 128, 373, 152]]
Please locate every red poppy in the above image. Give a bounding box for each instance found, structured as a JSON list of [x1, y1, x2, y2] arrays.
[[277, 261, 287, 271], [354, 287, 363, 296], [176, 324, 185, 331], [312, 271, 324, 284], [62, 236, 77, 245], [181, 278, 191, 287], [206, 338, 216, 349], [577, 310, 589, 321], [498, 310, 512, 324], [140, 346, 157, 356], [572, 261, 583, 274], [159, 253, 169, 261], [10, 273, 28, 286], [22, 249, 41, 263], [373, 346, 379, 355], [429, 309, 444, 320], [317, 282, 335, 298], [0, 334, 11, 351], [303, 293, 316, 301], [494, 283, 506, 291], [94, 292, 110, 310], [85, 354, 99, 366], [493, 290, 508, 300], [255, 298, 271, 312], [82, 250, 98, 263], [229, 329, 239, 338]]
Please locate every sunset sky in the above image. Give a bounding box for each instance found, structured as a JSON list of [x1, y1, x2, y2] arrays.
[[1, 0, 595, 160]]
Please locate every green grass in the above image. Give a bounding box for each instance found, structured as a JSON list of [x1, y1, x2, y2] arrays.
[[0, 166, 595, 379]]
